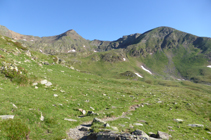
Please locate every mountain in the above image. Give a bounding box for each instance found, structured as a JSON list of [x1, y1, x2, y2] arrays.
[[1, 25, 211, 83], [0, 26, 211, 139]]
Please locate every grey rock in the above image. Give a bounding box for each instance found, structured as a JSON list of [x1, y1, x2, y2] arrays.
[[45, 81, 52, 87], [132, 129, 149, 138], [86, 131, 151, 140], [104, 123, 110, 127], [64, 118, 77, 122], [0, 115, 14, 120], [92, 118, 106, 125], [80, 127, 90, 131], [174, 119, 183, 123], [44, 61, 49, 65], [87, 111, 99, 116], [188, 124, 204, 127], [134, 123, 143, 126], [157, 131, 169, 140], [40, 79, 48, 85]]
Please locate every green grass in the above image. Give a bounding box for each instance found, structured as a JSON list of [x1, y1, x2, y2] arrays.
[[0, 35, 211, 139]]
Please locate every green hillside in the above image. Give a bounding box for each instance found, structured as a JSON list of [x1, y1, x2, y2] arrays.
[[0, 29, 211, 140]]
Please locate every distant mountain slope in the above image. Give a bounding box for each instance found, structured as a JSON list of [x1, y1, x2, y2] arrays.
[[1, 25, 211, 83]]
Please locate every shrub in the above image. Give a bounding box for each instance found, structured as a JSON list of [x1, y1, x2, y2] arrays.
[[1, 65, 28, 85], [0, 119, 30, 140]]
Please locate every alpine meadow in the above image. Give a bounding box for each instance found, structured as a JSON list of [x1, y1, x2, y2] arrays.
[[0, 25, 211, 140]]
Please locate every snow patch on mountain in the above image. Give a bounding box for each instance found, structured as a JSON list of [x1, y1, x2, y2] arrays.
[[141, 65, 152, 74]]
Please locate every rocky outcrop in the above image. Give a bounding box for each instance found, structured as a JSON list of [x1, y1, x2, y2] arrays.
[[84, 130, 170, 140]]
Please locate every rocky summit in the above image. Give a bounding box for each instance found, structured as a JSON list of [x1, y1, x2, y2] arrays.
[[0, 25, 211, 140]]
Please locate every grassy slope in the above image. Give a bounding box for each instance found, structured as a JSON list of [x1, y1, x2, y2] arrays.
[[0, 35, 211, 139]]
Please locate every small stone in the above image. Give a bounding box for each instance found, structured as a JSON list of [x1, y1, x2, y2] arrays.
[[85, 100, 89, 102], [174, 119, 183, 123], [134, 123, 143, 126], [45, 82, 52, 87], [12, 103, 18, 108], [44, 61, 49, 65], [111, 126, 118, 131], [40, 112, 44, 121], [64, 118, 77, 122], [41, 80, 48, 85], [129, 124, 134, 128], [157, 131, 169, 140], [104, 123, 110, 127], [35, 86, 38, 89], [188, 124, 204, 127], [119, 124, 125, 127], [0, 115, 14, 120], [54, 94, 58, 97], [32, 82, 38, 86], [80, 127, 90, 131], [92, 118, 106, 125], [60, 90, 65, 93], [78, 109, 86, 115], [90, 107, 95, 110], [132, 129, 149, 138]]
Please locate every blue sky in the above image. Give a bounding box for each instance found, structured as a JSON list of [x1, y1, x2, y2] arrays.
[[0, 0, 211, 41]]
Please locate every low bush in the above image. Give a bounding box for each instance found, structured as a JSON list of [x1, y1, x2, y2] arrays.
[[0, 119, 30, 140]]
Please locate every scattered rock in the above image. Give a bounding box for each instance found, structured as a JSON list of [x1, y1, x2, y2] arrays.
[[92, 118, 106, 125], [90, 107, 95, 110], [12, 103, 18, 108], [132, 129, 149, 138], [86, 130, 152, 140], [111, 126, 118, 131], [32, 82, 38, 86], [87, 111, 99, 116], [79, 109, 86, 115], [40, 112, 44, 121], [35, 86, 38, 89], [54, 94, 58, 97], [64, 118, 77, 122], [174, 119, 183, 123], [80, 127, 90, 131], [0, 115, 14, 120], [188, 124, 204, 127], [41, 80, 48, 85], [157, 131, 169, 140], [104, 123, 110, 127], [133, 123, 143, 126], [45, 81, 52, 87], [119, 124, 125, 127], [44, 61, 49, 65], [25, 50, 31, 56]]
